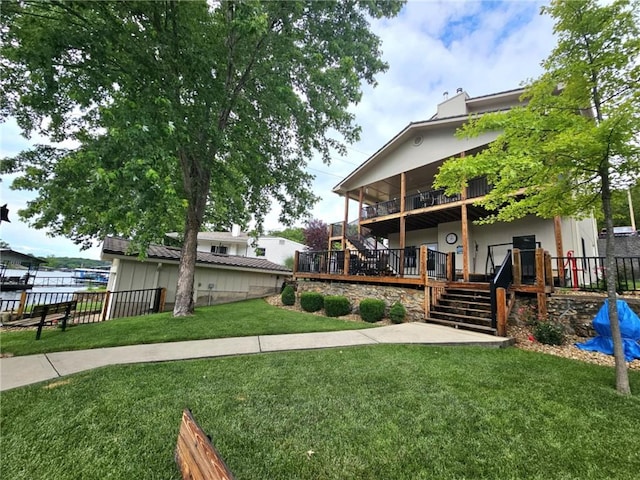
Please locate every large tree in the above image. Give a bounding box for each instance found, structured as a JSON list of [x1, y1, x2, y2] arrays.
[[435, 0, 639, 394], [0, 0, 403, 315]]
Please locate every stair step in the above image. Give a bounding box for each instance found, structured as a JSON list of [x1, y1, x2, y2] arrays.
[[445, 289, 491, 297], [425, 317, 497, 334], [429, 310, 493, 327], [437, 297, 491, 311], [441, 293, 491, 303], [434, 304, 492, 318]]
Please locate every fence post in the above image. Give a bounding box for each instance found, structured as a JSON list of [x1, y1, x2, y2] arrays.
[[159, 287, 167, 312], [544, 251, 554, 291], [446, 252, 455, 282], [496, 287, 507, 337], [535, 248, 545, 288], [512, 248, 522, 287], [344, 249, 350, 275], [101, 290, 111, 321], [17, 291, 27, 318]]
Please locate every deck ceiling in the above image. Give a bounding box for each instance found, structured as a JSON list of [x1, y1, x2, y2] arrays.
[[363, 204, 492, 237]]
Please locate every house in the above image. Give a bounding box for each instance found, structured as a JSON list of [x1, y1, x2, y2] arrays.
[[293, 88, 600, 334], [101, 236, 291, 310], [166, 225, 304, 266]]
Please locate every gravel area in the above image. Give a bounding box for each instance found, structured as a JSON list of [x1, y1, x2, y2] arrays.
[[265, 295, 640, 370]]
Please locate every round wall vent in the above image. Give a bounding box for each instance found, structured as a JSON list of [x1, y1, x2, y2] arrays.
[[413, 136, 423, 146]]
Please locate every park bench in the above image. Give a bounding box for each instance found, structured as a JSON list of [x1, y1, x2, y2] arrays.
[[32, 300, 77, 340], [175, 409, 235, 480]]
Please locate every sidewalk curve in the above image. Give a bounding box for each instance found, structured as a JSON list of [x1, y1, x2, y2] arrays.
[[1, 322, 512, 391]]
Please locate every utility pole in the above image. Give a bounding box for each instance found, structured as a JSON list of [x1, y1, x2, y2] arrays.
[[629, 188, 636, 232]]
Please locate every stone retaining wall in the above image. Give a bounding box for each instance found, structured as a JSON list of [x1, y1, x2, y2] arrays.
[[296, 280, 424, 321], [511, 294, 640, 337]]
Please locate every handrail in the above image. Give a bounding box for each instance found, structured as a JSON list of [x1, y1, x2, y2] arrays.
[[490, 250, 513, 329]]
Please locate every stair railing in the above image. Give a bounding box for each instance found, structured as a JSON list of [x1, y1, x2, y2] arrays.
[[490, 250, 512, 330]]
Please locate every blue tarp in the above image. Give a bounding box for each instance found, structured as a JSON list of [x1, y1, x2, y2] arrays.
[[576, 300, 640, 362]]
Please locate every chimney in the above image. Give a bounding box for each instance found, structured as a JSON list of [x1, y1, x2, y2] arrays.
[[231, 224, 241, 237]]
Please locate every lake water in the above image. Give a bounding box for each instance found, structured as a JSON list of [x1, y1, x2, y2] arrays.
[[0, 269, 91, 301]]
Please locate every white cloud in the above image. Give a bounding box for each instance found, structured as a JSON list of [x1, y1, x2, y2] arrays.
[[0, 0, 557, 251]]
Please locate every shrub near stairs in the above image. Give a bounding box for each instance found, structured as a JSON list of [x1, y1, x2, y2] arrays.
[[281, 285, 296, 306], [389, 301, 407, 324], [359, 298, 386, 323], [300, 292, 324, 312], [324, 296, 351, 317]]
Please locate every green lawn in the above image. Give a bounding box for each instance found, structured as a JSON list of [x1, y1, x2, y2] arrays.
[[0, 299, 375, 356], [1, 345, 639, 479]]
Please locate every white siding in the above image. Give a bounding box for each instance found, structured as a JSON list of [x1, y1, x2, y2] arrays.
[[245, 237, 304, 265], [110, 258, 286, 309], [343, 127, 499, 191]]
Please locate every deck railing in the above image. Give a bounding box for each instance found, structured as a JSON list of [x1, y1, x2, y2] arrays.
[[552, 255, 640, 293], [359, 176, 490, 221], [296, 246, 455, 282]]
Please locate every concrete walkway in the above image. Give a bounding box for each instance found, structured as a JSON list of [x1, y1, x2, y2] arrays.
[[0, 322, 513, 391]]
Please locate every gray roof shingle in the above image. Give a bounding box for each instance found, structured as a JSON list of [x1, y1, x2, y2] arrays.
[[102, 236, 291, 273]]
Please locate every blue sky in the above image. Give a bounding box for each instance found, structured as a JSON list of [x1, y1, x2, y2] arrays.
[[0, 0, 555, 260]]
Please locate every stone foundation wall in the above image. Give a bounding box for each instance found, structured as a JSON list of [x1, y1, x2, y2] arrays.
[[296, 281, 424, 321], [510, 294, 640, 337]]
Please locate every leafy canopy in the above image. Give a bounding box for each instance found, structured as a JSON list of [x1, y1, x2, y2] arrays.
[[434, 0, 640, 225], [1, 1, 404, 251]]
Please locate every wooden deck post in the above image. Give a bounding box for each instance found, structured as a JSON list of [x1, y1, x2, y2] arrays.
[[343, 193, 349, 250], [535, 248, 545, 288], [553, 216, 564, 259], [399, 172, 406, 276], [461, 187, 469, 282], [496, 287, 507, 337], [344, 249, 350, 275], [446, 252, 455, 282], [420, 245, 427, 285], [535, 248, 547, 319], [512, 248, 522, 287], [544, 251, 554, 291], [293, 251, 299, 275], [358, 187, 364, 236]]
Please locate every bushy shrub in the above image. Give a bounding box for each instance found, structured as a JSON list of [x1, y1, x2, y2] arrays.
[[324, 295, 351, 317], [533, 322, 565, 346], [359, 298, 386, 323], [300, 292, 324, 312], [281, 285, 295, 306], [389, 301, 407, 324]]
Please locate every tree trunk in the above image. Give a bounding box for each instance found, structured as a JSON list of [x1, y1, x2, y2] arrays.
[[601, 168, 631, 395], [173, 149, 211, 317], [173, 219, 199, 316]]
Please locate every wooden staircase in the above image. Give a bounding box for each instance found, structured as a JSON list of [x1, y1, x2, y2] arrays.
[[425, 286, 496, 335]]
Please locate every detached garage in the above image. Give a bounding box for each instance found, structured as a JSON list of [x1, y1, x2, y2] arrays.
[[102, 236, 291, 311]]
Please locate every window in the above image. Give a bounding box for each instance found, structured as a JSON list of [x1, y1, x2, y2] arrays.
[[256, 247, 266, 257], [211, 245, 228, 254]]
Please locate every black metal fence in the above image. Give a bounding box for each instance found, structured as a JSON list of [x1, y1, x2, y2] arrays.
[[552, 256, 640, 293], [0, 287, 165, 326], [105, 287, 164, 319]]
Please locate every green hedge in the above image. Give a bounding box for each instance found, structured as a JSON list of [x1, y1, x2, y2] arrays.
[[323, 295, 351, 317], [300, 292, 324, 312], [389, 301, 407, 324], [281, 285, 295, 306], [359, 298, 386, 323]]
